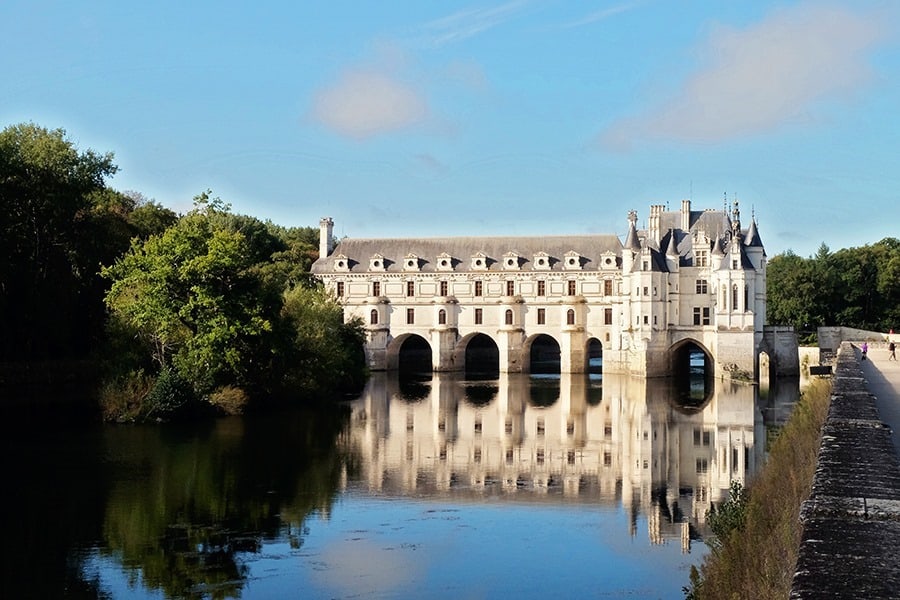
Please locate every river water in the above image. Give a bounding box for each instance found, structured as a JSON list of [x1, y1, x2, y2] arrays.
[[3, 371, 798, 599]]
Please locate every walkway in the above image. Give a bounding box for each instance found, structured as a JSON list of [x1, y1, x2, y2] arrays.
[[861, 343, 900, 456], [791, 342, 900, 598]]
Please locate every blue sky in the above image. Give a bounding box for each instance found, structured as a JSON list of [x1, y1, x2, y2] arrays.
[[3, 1, 898, 257]]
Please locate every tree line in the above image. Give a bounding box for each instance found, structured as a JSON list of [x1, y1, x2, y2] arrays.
[[767, 240, 900, 341], [1, 123, 365, 420]]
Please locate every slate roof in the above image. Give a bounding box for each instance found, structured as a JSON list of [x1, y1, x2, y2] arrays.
[[311, 234, 623, 274]]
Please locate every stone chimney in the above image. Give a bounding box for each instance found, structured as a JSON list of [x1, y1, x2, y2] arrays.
[[681, 199, 691, 231], [648, 204, 664, 244], [319, 217, 334, 258]]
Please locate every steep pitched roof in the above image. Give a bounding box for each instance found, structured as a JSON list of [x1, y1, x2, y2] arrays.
[[311, 234, 624, 274]]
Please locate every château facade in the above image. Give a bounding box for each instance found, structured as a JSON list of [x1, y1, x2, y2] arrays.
[[311, 200, 779, 379]]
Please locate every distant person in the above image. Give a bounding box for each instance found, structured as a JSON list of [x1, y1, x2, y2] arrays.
[[861, 342, 868, 361], [890, 341, 897, 361]]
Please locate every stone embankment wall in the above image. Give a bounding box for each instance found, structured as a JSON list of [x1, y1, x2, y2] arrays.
[[791, 342, 900, 598]]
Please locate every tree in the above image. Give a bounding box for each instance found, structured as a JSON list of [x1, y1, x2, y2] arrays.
[[103, 193, 282, 396], [0, 123, 118, 360]]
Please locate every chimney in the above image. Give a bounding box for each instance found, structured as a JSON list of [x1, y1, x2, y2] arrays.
[[681, 199, 691, 231], [319, 217, 334, 258]]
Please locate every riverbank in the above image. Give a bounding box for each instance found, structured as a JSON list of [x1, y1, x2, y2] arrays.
[[688, 376, 831, 599]]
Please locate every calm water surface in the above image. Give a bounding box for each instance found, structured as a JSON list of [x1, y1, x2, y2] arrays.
[[3, 372, 798, 599]]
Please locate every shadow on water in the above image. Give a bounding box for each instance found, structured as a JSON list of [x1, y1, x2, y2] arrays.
[[3, 404, 351, 599]]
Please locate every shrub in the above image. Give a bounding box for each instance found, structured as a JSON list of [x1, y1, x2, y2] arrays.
[[209, 385, 250, 416], [98, 369, 154, 422], [143, 367, 196, 420]]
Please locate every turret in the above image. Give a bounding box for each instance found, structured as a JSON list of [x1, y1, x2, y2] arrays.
[[319, 217, 334, 258], [622, 210, 641, 273]]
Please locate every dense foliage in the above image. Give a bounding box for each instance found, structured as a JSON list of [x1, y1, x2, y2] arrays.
[[767, 240, 900, 340], [0, 123, 175, 361], [1, 122, 365, 420], [101, 192, 366, 420]]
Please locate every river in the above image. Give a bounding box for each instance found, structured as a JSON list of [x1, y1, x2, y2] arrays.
[[2, 371, 798, 599]]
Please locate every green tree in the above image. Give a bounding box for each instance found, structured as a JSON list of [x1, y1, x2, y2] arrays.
[[103, 193, 282, 396], [0, 123, 118, 359]]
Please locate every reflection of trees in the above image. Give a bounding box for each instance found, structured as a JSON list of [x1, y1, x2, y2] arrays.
[[99, 407, 349, 598]]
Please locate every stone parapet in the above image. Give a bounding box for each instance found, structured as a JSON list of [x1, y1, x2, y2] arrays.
[[791, 342, 900, 598]]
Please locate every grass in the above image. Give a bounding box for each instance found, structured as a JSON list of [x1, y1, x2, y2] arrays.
[[687, 378, 832, 599]]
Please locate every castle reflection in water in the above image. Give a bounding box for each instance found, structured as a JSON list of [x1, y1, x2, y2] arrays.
[[340, 372, 798, 551]]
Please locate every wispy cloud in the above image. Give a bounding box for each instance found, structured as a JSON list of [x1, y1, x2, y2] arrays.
[[600, 3, 889, 149], [311, 69, 428, 140], [557, 3, 637, 30], [419, 0, 530, 47]]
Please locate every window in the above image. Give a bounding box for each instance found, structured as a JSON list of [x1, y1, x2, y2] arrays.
[[440, 280, 448, 296], [642, 260, 649, 271], [567, 309, 575, 325], [506, 448, 514, 464], [537, 280, 546, 296], [336, 281, 344, 297], [474, 448, 482, 463], [696, 458, 709, 474], [566, 420, 574, 435], [474, 419, 482, 433], [744, 285, 749, 310], [643, 315, 649, 325], [370, 309, 378, 325], [643, 286, 649, 296], [537, 308, 546, 325], [604, 279, 613, 296], [537, 419, 545, 436], [474, 280, 483, 296], [505, 419, 513, 434], [438, 309, 447, 325], [506, 280, 515, 296], [474, 308, 483, 325], [696, 279, 707, 294], [567, 450, 576, 465], [732, 284, 739, 310], [604, 308, 613, 325], [722, 285, 727, 308], [732, 258, 739, 269], [406, 308, 414, 324], [693, 307, 711, 325], [693, 429, 711, 446], [695, 250, 708, 267], [603, 452, 612, 467], [372, 281, 380, 297], [406, 281, 415, 297], [567, 280, 576, 296], [505, 309, 513, 325]]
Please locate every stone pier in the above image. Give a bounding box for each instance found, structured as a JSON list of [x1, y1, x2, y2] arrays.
[[791, 342, 900, 598]]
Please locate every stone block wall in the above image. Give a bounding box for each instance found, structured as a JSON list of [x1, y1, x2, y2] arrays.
[[791, 342, 900, 598]]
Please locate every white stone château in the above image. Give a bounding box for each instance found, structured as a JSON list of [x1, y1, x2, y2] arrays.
[[311, 200, 787, 379]]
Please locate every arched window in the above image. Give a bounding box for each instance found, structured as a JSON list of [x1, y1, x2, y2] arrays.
[[744, 285, 749, 311], [438, 309, 447, 325], [370, 309, 378, 325], [732, 284, 739, 311], [567, 309, 575, 325], [505, 309, 513, 325]]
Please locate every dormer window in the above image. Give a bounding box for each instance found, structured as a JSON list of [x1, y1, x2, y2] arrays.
[[600, 251, 617, 270], [403, 253, 420, 272], [369, 254, 386, 272], [564, 251, 582, 271], [333, 253, 350, 272], [502, 252, 521, 271], [470, 252, 489, 271], [533, 252, 552, 271], [436, 252, 454, 272]]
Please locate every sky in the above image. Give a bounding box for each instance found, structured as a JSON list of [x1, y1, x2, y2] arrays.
[[2, 0, 899, 257]]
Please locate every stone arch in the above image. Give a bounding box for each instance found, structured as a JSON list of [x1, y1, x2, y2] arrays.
[[386, 333, 433, 374], [585, 337, 603, 376], [525, 333, 562, 375], [455, 332, 500, 378], [669, 338, 714, 408]]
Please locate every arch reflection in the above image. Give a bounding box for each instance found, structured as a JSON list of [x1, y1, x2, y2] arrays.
[[343, 372, 795, 548]]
